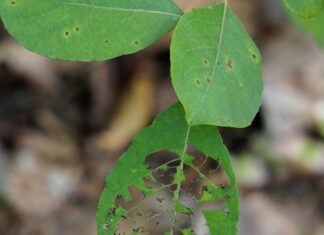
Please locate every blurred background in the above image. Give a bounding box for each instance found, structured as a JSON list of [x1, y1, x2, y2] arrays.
[[0, 0, 323, 234]]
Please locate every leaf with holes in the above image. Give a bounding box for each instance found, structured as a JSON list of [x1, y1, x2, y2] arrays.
[[171, 3, 263, 128], [97, 103, 239, 235], [283, 0, 324, 18], [0, 0, 182, 61]]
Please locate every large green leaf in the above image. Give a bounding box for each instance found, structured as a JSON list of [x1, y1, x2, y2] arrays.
[[170, 3, 263, 128], [283, 0, 324, 18], [97, 103, 239, 235], [0, 0, 182, 61]]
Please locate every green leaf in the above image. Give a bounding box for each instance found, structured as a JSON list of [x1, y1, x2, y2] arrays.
[[96, 103, 239, 235], [283, 0, 324, 18], [286, 6, 324, 47], [0, 0, 182, 61], [170, 3, 263, 128], [295, 14, 324, 47], [181, 228, 194, 235]]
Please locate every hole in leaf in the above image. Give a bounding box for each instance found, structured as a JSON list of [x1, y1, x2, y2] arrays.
[[75, 26, 80, 32], [146, 151, 179, 185], [102, 223, 109, 230], [113, 185, 173, 234], [195, 80, 200, 86], [134, 40, 139, 46], [186, 145, 230, 190], [203, 59, 209, 65], [224, 207, 230, 215], [64, 31, 70, 37], [105, 147, 234, 234]]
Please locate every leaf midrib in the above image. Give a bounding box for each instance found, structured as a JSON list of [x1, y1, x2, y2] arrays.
[[189, 3, 228, 124], [170, 125, 191, 235], [56, 0, 182, 17]]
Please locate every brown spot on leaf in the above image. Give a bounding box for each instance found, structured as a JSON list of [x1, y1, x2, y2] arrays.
[[108, 207, 116, 216], [224, 195, 231, 200], [226, 59, 233, 69]]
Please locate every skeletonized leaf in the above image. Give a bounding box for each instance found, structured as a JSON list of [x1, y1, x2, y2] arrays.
[[171, 3, 263, 128], [96, 103, 239, 235], [0, 0, 182, 61], [283, 0, 324, 18]]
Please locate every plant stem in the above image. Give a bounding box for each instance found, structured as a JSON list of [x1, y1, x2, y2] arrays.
[[170, 126, 191, 235]]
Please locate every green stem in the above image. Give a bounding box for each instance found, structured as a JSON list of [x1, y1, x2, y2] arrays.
[[170, 126, 191, 235]]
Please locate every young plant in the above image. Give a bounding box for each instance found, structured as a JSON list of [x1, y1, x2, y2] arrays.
[[0, 0, 280, 234]]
